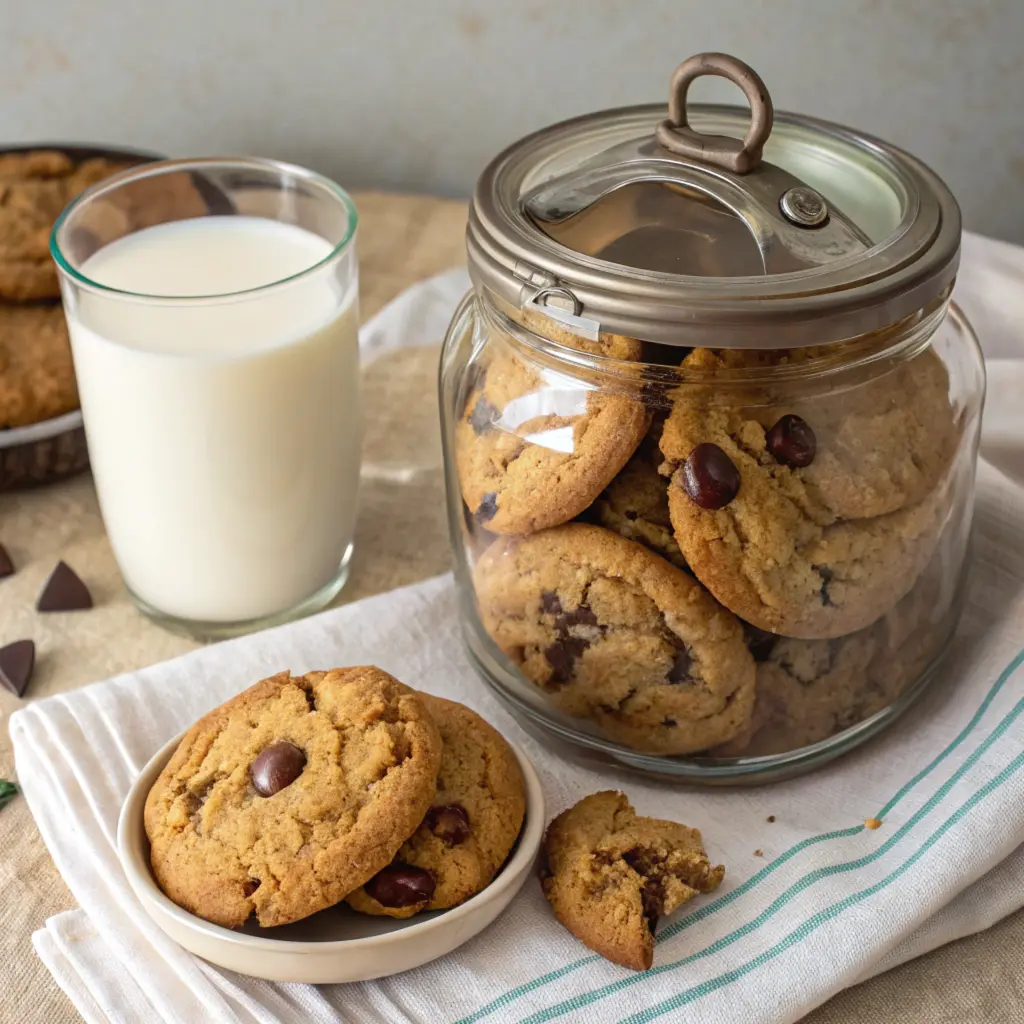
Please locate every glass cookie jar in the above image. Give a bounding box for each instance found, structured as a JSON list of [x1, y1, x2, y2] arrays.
[[439, 53, 985, 782]]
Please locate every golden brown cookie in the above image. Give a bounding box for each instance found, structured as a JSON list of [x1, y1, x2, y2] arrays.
[[0, 305, 78, 428], [473, 523, 756, 755], [346, 695, 526, 918], [144, 668, 443, 929], [541, 791, 724, 970], [456, 316, 649, 535]]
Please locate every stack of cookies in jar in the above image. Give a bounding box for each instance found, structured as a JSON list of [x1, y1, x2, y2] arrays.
[[455, 302, 967, 759]]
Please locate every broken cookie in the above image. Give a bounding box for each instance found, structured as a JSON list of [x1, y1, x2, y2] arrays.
[[540, 790, 724, 970]]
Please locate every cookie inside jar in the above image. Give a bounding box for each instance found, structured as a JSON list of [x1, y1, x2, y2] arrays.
[[441, 52, 984, 781]]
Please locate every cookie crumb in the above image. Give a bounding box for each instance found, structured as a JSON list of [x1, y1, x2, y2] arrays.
[[766, 815, 776, 823], [753, 848, 764, 858], [864, 817, 882, 830]]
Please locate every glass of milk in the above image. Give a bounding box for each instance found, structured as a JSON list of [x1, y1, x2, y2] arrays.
[[51, 158, 361, 639]]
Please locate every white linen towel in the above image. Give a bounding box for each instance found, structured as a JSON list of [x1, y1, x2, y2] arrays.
[[12, 236, 1024, 1024]]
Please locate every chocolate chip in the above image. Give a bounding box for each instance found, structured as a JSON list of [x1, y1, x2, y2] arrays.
[[0, 544, 14, 579], [251, 742, 306, 797], [475, 492, 498, 523], [766, 414, 816, 468], [243, 879, 261, 897], [468, 398, 499, 435], [666, 648, 692, 684], [554, 605, 599, 632], [662, 717, 678, 727], [36, 561, 93, 613], [814, 564, 835, 607], [426, 803, 471, 846], [0, 640, 35, 698], [545, 636, 590, 684], [364, 863, 436, 907], [743, 622, 779, 662], [680, 443, 740, 509], [624, 510, 639, 521], [540, 591, 563, 615]]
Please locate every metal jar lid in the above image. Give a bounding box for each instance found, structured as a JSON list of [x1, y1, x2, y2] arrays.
[[466, 53, 961, 348]]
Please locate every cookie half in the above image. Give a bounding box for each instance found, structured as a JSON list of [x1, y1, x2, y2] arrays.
[[474, 523, 756, 755], [541, 791, 724, 971], [346, 695, 526, 918], [144, 668, 442, 928]]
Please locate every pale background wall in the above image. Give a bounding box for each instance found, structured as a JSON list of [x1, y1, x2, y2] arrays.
[[1, 0, 1020, 240]]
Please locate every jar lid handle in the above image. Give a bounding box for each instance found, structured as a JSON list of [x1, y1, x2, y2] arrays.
[[656, 53, 774, 174]]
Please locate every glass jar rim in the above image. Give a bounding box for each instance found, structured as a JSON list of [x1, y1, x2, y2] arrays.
[[50, 156, 359, 304]]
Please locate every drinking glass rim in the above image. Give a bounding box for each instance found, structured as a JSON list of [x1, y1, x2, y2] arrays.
[[50, 156, 359, 303]]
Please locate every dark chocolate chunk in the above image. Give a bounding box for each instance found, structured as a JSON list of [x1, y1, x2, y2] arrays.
[[666, 647, 692, 684], [476, 492, 499, 523], [766, 414, 816, 468], [36, 561, 93, 613], [365, 863, 436, 907], [251, 742, 306, 797], [814, 564, 835, 607], [468, 398, 499, 435], [426, 803, 471, 846], [624, 510, 639, 521], [679, 443, 740, 510], [0, 640, 35, 698], [540, 591, 563, 615], [554, 605, 599, 632], [0, 544, 14, 579], [545, 636, 590, 684], [662, 717, 678, 727]]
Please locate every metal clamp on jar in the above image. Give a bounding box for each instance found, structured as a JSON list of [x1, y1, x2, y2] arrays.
[[440, 52, 985, 783]]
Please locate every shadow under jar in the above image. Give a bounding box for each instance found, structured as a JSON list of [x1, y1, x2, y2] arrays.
[[439, 53, 985, 783]]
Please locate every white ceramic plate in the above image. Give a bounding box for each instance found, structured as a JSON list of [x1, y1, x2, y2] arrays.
[[118, 729, 545, 983]]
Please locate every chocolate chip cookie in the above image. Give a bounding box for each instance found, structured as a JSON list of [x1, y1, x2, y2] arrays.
[[473, 523, 756, 755], [456, 316, 650, 534], [346, 695, 526, 918], [541, 791, 724, 970], [590, 422, 688, 571], [0, 305, 78, 428], [144, 668, 443, 929]]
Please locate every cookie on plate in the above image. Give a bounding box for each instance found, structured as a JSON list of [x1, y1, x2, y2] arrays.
[[456, 317, 650, 535], [346, 695, 526, 918], [590, 422, 688, 572], [144, 668, 442, 929], [541, 791, 724, 970], [0, 305, 78, 428], [474, 523, 755, 755]]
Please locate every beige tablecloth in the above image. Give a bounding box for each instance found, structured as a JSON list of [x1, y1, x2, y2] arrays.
[[1, 193, 1021, 1024]]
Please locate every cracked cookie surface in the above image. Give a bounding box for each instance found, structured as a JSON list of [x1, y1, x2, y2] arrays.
[[456, 319, 649, 535], [0, 305, 78, 427], [541, 791, 724, 970], [144, 668, 442, 929], [346, 695, 526, 919], [473, 523, 755, 755]]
